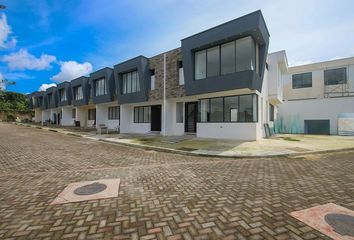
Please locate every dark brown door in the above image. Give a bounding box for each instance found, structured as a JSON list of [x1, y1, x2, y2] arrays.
[[151, 105, 161, 131], [185, 102, 197, 133]]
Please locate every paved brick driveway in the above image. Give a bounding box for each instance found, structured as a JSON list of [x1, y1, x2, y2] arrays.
[[0, 123, 353, 240]]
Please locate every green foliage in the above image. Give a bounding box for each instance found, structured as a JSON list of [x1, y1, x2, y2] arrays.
[[0, 91, 30, 111]]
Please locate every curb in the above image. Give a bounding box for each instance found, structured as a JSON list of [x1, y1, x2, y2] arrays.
[[11, 122, 354, 159]]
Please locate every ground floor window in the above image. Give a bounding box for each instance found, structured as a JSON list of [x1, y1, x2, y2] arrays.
[[72, 108, 76, 118], [108, 106, 120, 120], [88, 109, 96, 120], [198, 94, 258, 122], [134, 106, 150, 123]]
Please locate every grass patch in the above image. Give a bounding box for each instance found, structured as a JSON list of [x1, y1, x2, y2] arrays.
[[67, 133, 82, 137], [281, 137, 300, 142], [48, 129, 58, 132], [36, 126, 42, 129]]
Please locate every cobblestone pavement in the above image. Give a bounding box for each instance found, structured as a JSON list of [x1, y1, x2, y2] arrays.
[[0, 123, 353, 240]]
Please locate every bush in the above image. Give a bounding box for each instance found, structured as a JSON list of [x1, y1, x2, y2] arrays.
[[6, 114, 15, 122]]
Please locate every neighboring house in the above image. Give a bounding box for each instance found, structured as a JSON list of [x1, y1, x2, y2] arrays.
[[29, 10, 354, 139], [278, 57, 354, 134]]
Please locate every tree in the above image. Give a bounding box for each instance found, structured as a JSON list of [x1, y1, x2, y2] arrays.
[[0, 91, 30, 111]]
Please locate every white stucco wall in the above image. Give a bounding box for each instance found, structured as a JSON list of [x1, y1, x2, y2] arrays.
[[61, 107, 75, 126], [278, 97, 354, 134], [164, 100, 184, 136], [120, 105, 151, 134], [96, 103, 120, 131], [197, 122, 258, 140], [76, 107, 87, 127], [34, 109, 42, 122], [41, 110, 50, 124]]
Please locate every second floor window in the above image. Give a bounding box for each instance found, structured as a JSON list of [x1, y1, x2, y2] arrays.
[[194, 36, 256, 80], [95, 78, 107, 96], [292, 72, 312, 89], [324, 68, 347, 85], [59, 89, 67, 102], [47, 93, 52, 105], [122, 70, 140, 94], [74, 86, 83, 100]]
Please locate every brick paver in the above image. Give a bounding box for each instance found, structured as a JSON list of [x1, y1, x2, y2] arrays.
[[0, 123, 353, 239]]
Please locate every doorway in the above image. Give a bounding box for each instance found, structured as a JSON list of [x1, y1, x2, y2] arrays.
[[185, 102, 198, 133], [151, 105, 161, 132]]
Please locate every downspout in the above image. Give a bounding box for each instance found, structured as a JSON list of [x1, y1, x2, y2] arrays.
[[163, 53, 166, 136]]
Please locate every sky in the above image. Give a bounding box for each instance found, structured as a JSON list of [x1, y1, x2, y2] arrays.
[[0, 0, 354, 94]]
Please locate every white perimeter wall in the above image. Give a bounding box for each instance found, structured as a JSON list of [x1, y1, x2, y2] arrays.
[[278, 97, 354, 134], [197, 122, 258, 140], [96, 103, 120, 130], [61, 107, 75, 126]]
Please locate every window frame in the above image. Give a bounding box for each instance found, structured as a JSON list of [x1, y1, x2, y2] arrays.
[[95, 78, 107, 96], [88, 109, 96, 121], [324, 67, 347, 86], [133, 106, 151, 123], [198, 94, 258, 123], [193, 35, 257, 80], [74, 86, 83, 100], [176, 102, 184, 123], [292, 72, 312, 89], [121, 70, 140, 94], [108, 106, 120, 120]]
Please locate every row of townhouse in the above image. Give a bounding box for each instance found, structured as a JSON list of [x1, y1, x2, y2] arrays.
[[28, 10, 354, 140]]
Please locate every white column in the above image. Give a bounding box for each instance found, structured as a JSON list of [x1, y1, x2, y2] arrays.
[[76, 107, 87, 127], [162, 53, 167, 136]]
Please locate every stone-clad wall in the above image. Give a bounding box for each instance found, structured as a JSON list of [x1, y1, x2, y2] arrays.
[[148, 48, 186, 101]]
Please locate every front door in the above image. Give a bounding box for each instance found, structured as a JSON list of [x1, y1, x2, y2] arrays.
[[151, 105, 161, 131], [185, 102, 198, 133]]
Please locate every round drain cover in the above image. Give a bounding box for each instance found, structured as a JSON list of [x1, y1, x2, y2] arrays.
[[324, 213, 354, 237], [74, 182, 107, 195]]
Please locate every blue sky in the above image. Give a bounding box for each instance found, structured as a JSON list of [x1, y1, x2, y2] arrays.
[[1, 0, 354, 93]]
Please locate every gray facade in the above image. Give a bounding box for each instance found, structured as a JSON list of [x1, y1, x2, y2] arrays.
[[45, 87, 58, 109], [70, 76, 90, 106], [181, 10, 269, 95], [114, 56, 150, 104], [39, 92, 47, 110], [57, 82, 72, 107], [89, 67, 115, 104]]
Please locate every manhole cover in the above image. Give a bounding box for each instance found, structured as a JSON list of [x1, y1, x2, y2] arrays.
[[74, 182, 107, 195], [324, 213, 354, 236]]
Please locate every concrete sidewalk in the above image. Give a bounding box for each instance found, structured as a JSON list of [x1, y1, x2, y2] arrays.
[[14, 122, 354, 157]]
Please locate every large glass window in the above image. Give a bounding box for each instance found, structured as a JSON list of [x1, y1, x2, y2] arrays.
[[95, 78, 107, 96], [207, 46, 220, 77], [74, 86, 83, 100], [176, 102, 183, 123], [59, 89, 67, 102], [324, 68, 347, 85], [239, 95, 254, 122], [198, 99, 209, 122], [108, 106, 120, 120], [221, 41, 236, 75], [210, 98, 223, 122], [72, 108, 76, 118], [194, 36, 256, 80], [199, 94, 257, 123], [224, 96, 239, 122], [122, 71, 140, 94], [134, 106, 150, 123], [195, 50, 206, 80], [236, 36, 255, 72], [292, 72, 312, 89]]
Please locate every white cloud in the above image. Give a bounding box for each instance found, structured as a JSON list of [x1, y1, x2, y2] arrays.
[[51, 61, 93, 82], [38, 83, 56, 91], [0, 13, 16, 49], [2, 49, 56, 70]]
